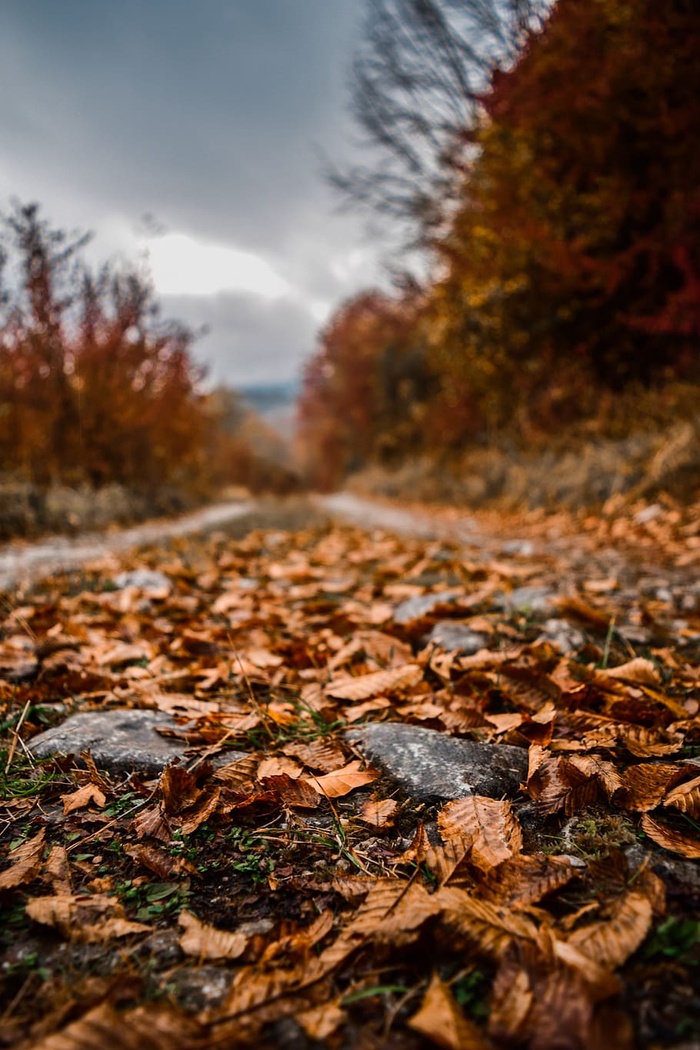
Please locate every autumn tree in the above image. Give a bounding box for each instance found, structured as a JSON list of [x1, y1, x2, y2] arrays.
[[330, 0, 548, 247], [298, 289, 436, 488], [427, 0, 700, 432], [0, 202, 214, 495]]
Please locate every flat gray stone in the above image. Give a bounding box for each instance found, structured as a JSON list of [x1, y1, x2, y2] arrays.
[[537, 618, 585, 653], [113, 569, 172, 594], [393, 589, 463, 624], [30, 709, 197, 776], [426, 621, 488, 655], [495, 586, 556, 616], [346, 722, 528, 801]]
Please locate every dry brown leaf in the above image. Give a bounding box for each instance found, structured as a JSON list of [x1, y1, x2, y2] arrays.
[[44, 844, 73, 894], [257, 755, 303, 779], [663, 772, 700, 818], [131, 804, 172, 843], [499, 665, 562, 712], [641, 813, 700, 858], [556, 595, 612, 630], [178, 909, 248, 960], [213, 752, 261, 791], [599, 658, 660, 686], [613, 762, 693, 811], [26, 892, 150, 942], [325, 662, 422, 701], [617, 724, 684, 758], [479, 854, 576, 908], [159, 765, 203, 815], [125, 842, 199, 878], [28, 1002, 201, 1050], [359, 797, 399, 827], [0, 827, 45, 891], [567, 889, 653, 969], [177, 787, 222, 834], [489, 944, 608, 1050], [296, 1002, 347, 1042], [408, 972, 491, 1050], [261, 773, 323, 808], [281, 738, 347, 773], [61, 782, 107, 814], [436, 885, 537, 960], [302, 759, 379, 798], [439, 796, 523, 872]]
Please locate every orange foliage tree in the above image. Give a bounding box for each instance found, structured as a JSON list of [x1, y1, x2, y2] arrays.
[[0, 203, 215, 494], [298, 290, 437, 489], [428, 0, 700, 432]]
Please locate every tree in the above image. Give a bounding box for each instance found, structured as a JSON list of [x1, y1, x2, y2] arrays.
[[330, 0, 549, 247], [298, 289, 437, 488], [0, 202, 213, 493], [429, 0, 700, 408]]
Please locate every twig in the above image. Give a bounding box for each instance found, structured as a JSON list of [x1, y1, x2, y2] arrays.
[[5, 699, 32, 774]]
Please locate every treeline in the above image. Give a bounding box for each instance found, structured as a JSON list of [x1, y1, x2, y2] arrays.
[[299, 0, 700, 489], [0, 203, 295, 502]]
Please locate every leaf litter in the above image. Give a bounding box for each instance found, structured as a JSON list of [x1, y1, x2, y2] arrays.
[[0, 499, 699, 1048]]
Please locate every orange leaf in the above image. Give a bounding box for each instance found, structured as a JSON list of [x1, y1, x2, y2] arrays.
[[0, 828, 45, 891], [641, 814, 700, 858], [408, 973, 491, 1049], [61, 782, 107, 814], [178, 909, 248, 960], [663, 772, 700, 818], [302, 760, 379, 798], [438, 796, 523, 872], [325, 663, 422, 700]]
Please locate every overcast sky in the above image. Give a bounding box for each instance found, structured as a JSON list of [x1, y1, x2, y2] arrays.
[[0, 0, 382, 387]]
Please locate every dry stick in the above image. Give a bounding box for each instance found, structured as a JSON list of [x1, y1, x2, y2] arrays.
[[65, 784, 160, 853], [5, 699, 32, 774]]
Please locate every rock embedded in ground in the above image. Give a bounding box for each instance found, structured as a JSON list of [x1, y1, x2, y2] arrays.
[[495, 585, 556, 616], [426, 620, 488, 655], [113, 569, 172, 594], [537, 617, 585, 653], [346, 722, 528, 801], [393, 589, 463, 625], [30, 709, 204, 776]]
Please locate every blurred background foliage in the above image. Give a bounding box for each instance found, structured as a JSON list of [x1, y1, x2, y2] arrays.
[[299, 0, 700, 495]]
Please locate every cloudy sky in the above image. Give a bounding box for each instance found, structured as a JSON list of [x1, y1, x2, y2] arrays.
[[0, 0, 383, 387]]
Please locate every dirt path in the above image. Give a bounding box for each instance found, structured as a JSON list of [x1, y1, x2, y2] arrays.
[[0, 499, 256, 590]]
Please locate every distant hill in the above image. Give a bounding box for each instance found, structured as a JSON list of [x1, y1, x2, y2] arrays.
[[238, 381, 299, 441], [238, 381, 299, 417]]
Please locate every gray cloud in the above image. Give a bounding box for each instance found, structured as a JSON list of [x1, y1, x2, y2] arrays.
[[161, 291, 319, 388], [0, 0, 384, 385]]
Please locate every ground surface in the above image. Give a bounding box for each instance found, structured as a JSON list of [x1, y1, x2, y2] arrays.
[[1, 495, 699, 1049]]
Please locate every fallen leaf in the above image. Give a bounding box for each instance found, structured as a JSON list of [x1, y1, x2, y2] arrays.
[[61, 782, 107, 814], [438, 796, 523, 872], [302, 760, 379, 798], [26, 892, 150, 942], [0, 828, 45, 891], [567, 889, 653, 969], [178, 909, 248, 960], [408, 972, 491, 1049], [325, 663, 422, 700], [359, 797, 399, 827], [641, 813, 700, 858], [662, 772, 700, 818]]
